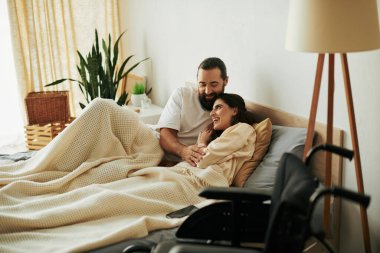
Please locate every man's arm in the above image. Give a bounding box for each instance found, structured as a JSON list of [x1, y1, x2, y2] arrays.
[[160, 128, 204, 166]]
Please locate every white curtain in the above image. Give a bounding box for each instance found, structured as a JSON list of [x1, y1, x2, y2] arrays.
[[7, 0, 121, 119], [0, 1, 24, 153]]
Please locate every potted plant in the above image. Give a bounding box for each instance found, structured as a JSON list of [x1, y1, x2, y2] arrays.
[[45, 29, 148, 109], [131, 82, 148, 107]]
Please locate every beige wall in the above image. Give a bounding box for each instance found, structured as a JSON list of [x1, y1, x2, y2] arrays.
[[118, 0, 380, 252]]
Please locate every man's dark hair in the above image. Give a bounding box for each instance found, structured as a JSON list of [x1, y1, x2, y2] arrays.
[[197, 57, 228, 80]]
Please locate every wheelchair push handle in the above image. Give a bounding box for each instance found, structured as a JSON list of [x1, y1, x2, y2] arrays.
[[310, 187, 370, 212], [305, 144, 354, 165], [329, 187, 370, 208], [308, 187, 370, 228]]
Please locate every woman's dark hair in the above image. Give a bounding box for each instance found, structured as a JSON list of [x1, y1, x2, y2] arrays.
[[211, 93, 254, 140], [218, 93, 250, 124], [197, 57, 227, 80]]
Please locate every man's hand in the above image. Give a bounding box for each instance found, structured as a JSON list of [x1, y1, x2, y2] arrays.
[[160, 128, 207, 166], [180, 144, 206, 167]]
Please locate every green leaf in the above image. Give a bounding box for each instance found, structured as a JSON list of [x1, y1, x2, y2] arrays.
[[77, 51, 89, 69], [117, 55, 134, 82], [116, 91, 128, 106], [102, 39, 112, 78], [146, 87, 152, 96], [112, 31, 126, 68], [95, 29, 99, 54], [117, 57, 150, 84], [108, 34, 111, 62], [44, 78, 76, 87]]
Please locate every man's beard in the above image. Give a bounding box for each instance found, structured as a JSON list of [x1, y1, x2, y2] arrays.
[[199, 93, 218, 111]]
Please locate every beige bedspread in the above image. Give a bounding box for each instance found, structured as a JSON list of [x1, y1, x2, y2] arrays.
[[0, 98, 255, 253]]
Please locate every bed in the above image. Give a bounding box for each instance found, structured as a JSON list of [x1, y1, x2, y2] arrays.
[[0, 98, 343, 253], [88, 100, 344, 253]]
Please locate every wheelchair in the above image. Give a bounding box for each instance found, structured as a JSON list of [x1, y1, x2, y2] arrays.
[[126, 144, 370, 253]]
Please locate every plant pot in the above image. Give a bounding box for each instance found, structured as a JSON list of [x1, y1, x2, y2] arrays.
[[131, 94, 147, 107]]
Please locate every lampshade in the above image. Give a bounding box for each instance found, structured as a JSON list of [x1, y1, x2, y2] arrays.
[[285, 0, 380, 53]]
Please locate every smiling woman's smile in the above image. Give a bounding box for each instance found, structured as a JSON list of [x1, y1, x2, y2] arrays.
[[210, 99, 237, 131]]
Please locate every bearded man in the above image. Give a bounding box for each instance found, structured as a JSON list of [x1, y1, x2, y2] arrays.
[[157, 57, 228, 166]]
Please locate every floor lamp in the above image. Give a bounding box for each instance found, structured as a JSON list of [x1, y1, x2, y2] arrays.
[[285, 1, 380, 253]]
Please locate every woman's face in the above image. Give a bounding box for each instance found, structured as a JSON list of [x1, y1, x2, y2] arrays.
[[210, 98, 237, 130]]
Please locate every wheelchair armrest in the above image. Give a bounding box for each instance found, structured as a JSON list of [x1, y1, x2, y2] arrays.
[[199, 186, 271, 203]]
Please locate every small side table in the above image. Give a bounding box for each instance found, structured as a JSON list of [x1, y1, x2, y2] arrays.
[[126, 104, 163, 124]]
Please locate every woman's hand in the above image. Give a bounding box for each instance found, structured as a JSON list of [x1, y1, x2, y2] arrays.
[[197, 123, 213, 147], [181, 124, 213, 166]]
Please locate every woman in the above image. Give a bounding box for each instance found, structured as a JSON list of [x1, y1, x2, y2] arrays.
[[195, 93, 256, 184], [198, 93, 254, 147], [0, 95, 256, 253]]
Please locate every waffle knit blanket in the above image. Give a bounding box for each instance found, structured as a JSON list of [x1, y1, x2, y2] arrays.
[[0, 98, 255, 253]]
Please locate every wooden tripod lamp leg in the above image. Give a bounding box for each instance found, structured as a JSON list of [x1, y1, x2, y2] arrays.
[[304, 54, 325, 160], [324, 54, 335, 233], [304, 53, 335, 238], [340, 53, 371, 253]]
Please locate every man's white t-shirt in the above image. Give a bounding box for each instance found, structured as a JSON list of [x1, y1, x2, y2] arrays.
[[156, 86, 212, 161]]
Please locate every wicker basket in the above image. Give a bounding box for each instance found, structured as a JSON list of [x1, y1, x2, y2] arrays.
[[25, 91, 69, 124], [24, 118, 75, 150]]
